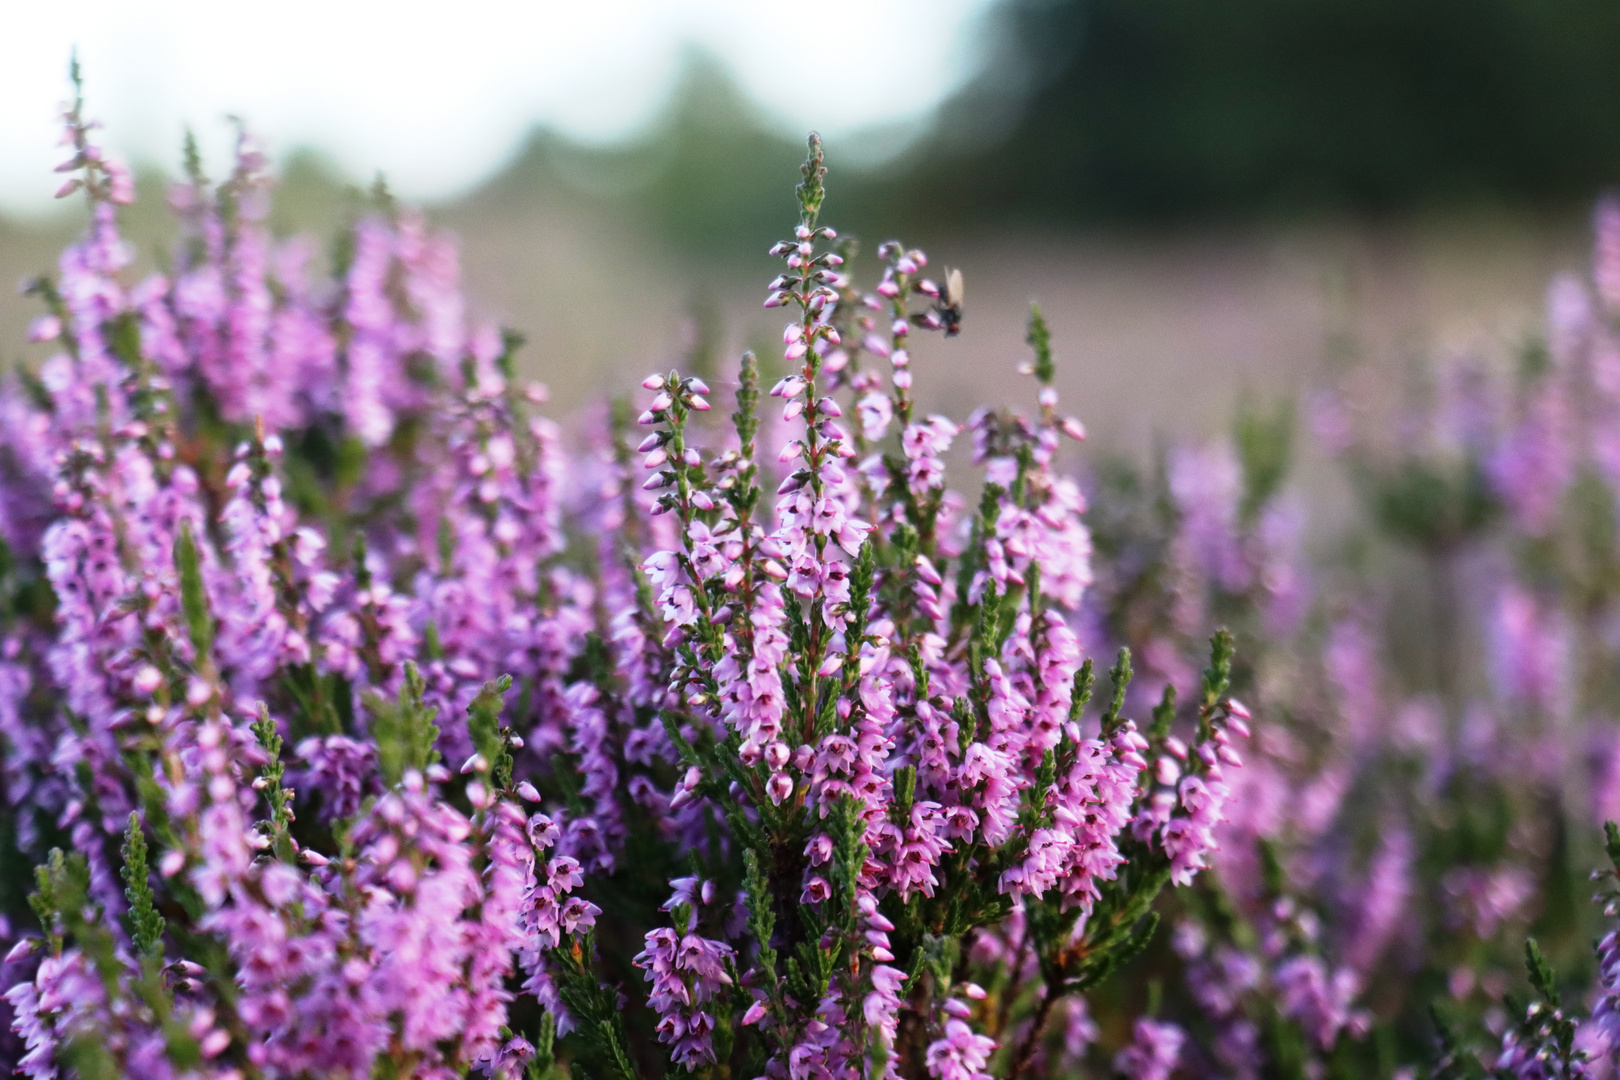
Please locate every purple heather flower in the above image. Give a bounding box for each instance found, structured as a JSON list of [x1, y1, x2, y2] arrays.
[[1113, 1018, 1185, 1080], [634, 921, 735, 1071], [1488, 584, 1572, 720], [925, 1017, 996, 1080], [1490, 380, 1575, 537], [1595, 196, 1620, 313]]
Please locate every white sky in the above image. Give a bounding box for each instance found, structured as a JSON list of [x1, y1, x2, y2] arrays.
[[0, 0, 1000, 216]]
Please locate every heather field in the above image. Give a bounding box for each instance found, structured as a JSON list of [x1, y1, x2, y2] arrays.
[[10, 50, 1620, 1080]]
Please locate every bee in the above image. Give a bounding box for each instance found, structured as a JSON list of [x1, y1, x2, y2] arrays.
[[938, 267, 964, 338]]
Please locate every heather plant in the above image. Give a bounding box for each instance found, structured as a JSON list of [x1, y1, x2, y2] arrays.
[[0, 73, 1258, 1080], [1060, 185, 1620, 1076]]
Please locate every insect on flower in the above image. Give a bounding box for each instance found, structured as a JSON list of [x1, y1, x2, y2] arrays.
[[938, 266, 964, 337]]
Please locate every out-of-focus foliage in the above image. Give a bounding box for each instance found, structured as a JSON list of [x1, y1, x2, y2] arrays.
[[902, 0, 1620, 223], [478, 55, 808, 255], [461, 0, 1620, 258]]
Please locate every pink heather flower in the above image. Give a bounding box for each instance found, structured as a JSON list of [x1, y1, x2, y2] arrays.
[[1342, 827, 1413, 978], [858, 392, 894, 439], [925, 1017, 996, 1080], [1274, 955, 1367, 1050], [634, 923, 735, 1071], [997, 723, 1144, 912], [1168, 441, 1248, 594], [1113, 1018, 1185, 1080], [1442, 864, 1537, 940], [293, 735, 378, 821], [1595, 195, 1620, 312], [1587, 926, 1620, 1062], [1489, 380, 1575, 537], [1487, 584, 1571, 720]]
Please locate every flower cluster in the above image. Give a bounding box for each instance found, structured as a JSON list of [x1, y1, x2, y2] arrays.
[[0, 79, 1248, 1080], [1061, 172, 1620, 1074]]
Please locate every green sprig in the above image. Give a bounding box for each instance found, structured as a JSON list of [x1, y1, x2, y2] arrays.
[[121, 813, 165, 958]]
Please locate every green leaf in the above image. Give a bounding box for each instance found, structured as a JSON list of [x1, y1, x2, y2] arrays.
[[1069, 658, 1095, 722], [1234, 395, 1294, 523], [797, 134, 827, 228], [367, 660, 440, 787], [121, 813, 165, 958], [1201, 629, 1235, 708], [527, 1012, 557, 1080], [467, 674, 515, 787], [175, 519, 214, 659], [743, 848, 778, 978], [1026, 304, 1054, 384], [733, 350, 760, 461], [1525, 938, 1558, 1006], [250, 705, 297, 860], [1101, 648, 1133, 734], [1150, 684, 1176, 740]]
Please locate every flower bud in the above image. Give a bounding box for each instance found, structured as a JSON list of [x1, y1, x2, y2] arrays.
[[132, 665, 163, 695]]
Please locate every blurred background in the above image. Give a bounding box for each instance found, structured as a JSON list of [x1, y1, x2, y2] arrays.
[[3, 0, 1620, 452]]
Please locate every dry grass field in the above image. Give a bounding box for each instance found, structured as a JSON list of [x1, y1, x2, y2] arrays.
[[0, 186, 1591, 457]]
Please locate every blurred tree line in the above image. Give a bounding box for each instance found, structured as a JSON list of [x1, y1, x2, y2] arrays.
[[907, 0, 1620, 223], [467, 0, 1620, 257]]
